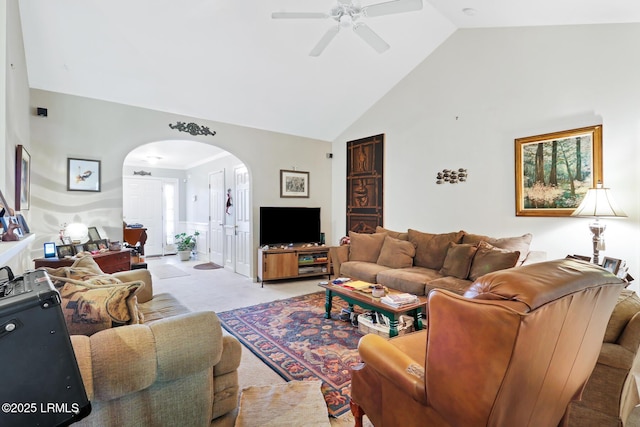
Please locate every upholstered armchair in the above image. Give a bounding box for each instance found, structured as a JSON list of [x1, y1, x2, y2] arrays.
[[350, 259, 624, 427]]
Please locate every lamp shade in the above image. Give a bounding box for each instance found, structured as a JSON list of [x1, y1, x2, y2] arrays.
[[571, 184, 627, 218], [65, 222, 89, 242]]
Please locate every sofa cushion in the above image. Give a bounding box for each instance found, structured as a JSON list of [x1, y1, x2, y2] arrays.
[[408, 229, 464, 270], [376, 226, 408, 241], [439, 243, 478, 279], [426, 276, 473, 296], [377, 267, 444, 296], [349, 231, 387, 263], [462, 232, 532, 266], [468, 241, 520, 281], [377, 236, 416, 269], [340, 261, 392, 284], [58, 279, 144, 336], [603, 289, 640, 343]]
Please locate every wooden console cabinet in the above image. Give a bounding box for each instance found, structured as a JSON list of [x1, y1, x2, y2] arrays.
[[34, 249, 132, 274], [258, 246, 330, 284]]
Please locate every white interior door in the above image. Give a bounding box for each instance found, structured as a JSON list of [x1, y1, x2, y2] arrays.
[[209, 171, 224, 266], [234, 166, 251, 277], [123, 177, 163, 256]]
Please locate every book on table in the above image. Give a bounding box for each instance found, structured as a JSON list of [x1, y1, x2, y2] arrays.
[[381, 293, 419, 308]]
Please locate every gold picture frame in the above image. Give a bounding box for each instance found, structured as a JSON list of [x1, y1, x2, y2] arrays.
[[515, 125, 603, 217]]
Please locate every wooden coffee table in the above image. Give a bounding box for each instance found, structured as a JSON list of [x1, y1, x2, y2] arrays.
[[318, 282, 427, 337]]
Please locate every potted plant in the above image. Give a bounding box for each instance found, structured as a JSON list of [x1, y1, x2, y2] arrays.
[[175, 231, 199, 261]]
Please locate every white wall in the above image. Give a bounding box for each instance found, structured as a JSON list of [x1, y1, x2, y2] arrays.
[[28, 91, 333, 278], [3, 0, 30, 215], [332, 24, 640, 291]]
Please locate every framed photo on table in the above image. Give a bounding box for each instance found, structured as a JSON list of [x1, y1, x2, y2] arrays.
[[280, 170, 309, 198], [602, 257, 622, 275], [88, 226, 101, 241], [15, 145, 30, 211], [515, 125, 603, 217], [57, 244, 74, 258], [68, 158, 101, 192]]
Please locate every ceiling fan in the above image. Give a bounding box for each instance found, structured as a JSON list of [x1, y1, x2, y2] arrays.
[[272, 0, 423, 56]]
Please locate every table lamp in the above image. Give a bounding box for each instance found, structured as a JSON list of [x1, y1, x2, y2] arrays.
[[65, 222, 89, 244], [571, 181, 626, 264]]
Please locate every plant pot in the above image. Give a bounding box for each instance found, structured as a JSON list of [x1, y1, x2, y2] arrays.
[[178, 250, 191, 261]]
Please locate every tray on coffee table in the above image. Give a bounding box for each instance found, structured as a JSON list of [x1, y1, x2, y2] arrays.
[[318, 282, 427, 337]]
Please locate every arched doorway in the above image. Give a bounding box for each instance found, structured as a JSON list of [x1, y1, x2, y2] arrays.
[[122, 140, 251, 277]]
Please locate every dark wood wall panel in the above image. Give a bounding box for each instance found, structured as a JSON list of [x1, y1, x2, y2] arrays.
[[346, 134, 384, 234]]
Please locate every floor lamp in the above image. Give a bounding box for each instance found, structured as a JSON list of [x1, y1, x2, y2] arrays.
[[571, 182, 626, 265]]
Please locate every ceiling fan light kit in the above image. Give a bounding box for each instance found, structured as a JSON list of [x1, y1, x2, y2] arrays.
[[272, 0, 423, 56]]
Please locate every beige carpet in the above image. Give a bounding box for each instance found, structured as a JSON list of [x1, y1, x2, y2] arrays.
[[235, 381, 331, 427]]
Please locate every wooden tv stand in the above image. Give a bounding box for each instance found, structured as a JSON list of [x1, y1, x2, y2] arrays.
[[258, 245, 330, 285]]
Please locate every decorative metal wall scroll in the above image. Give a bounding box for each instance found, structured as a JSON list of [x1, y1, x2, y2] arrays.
[[436, 168, 467, 184], [346, 134, 384, 234], [133, 170, 152, 176], [168, 121, 216, 137]]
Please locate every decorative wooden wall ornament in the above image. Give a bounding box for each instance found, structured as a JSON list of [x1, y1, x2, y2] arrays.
[[346, 134, 384, 234]]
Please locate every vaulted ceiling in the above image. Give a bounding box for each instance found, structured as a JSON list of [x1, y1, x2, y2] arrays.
[[18, 0, 640, 143]]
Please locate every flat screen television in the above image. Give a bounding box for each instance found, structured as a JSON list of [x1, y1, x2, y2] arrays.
[[260, 207, 321, 246]]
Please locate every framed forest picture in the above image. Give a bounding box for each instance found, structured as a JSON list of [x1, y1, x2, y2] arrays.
[[515, 125, 603, 217]]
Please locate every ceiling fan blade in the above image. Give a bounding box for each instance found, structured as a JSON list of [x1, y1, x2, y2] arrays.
[[363, 0, 423, 17], [309, 26, 340, 56], [353, 23, 390, 53], [272, 12, 328, 19]]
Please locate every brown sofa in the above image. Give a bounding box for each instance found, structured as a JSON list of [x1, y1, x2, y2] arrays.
[[563, 288, 640, 426], [44, 259, 241, 427], [330, 227, 545, 296], [350, 259, 625, 427]]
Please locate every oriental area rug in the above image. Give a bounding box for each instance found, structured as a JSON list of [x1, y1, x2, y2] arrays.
[[218, 292, 361, 417]]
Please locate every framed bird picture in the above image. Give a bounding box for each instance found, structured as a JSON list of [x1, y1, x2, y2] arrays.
[[68, 158, 101, 192]]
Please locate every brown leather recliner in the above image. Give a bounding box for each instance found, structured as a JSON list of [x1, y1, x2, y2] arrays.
[[350, 259, 625, 427]]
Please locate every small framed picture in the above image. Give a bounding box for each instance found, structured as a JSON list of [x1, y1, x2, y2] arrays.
[[88, 226, 101, 241], [68, 158, 101, 192], [61, 236, 72, 245], [73, 243, 86, 255], [280, 169, 309, 198], [16, 214, 30, 234], [84, 242, 99, 252], [57, 244, 74, 258], [16, 145, 30, 211], [602, 257, 622, 275], [95, 239, 108, 250]]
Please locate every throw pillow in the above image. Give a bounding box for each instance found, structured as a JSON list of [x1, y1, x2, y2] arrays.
[[377, 235, 416, 268], [57, 278, 144, 336], [468, 241, 520, 281], [408, 229, 464, 270], [439, 242, 478, 279], [349, 231, 387, 263], [462, 232, 532, 266], [375, 226, 409, 241]]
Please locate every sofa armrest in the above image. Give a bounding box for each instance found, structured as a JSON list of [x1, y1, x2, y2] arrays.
[[112, 269, 153, 303], [357, 333, 427, 405], [329, 245, 349, 278], [214, 335, 242, 376], [619, 312, 640, 353]]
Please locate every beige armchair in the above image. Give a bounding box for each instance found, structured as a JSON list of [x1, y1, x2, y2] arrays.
[[65, 267, 241, 426], [563, 289, 640, 426], [350, 259, 624, 427]]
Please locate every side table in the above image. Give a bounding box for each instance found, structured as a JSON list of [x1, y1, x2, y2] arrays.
[[34, 249, 132, 274]]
